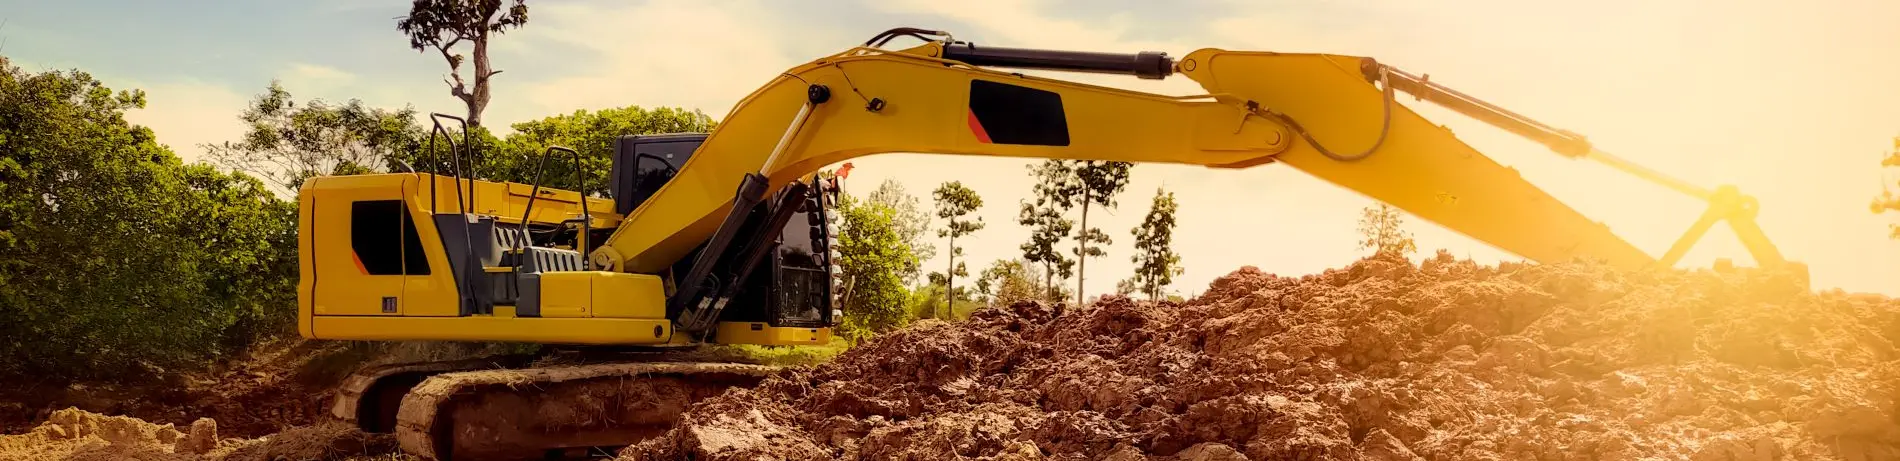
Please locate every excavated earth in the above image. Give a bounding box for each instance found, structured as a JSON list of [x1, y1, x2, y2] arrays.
[[0, 407, 400, 461], [623, 253, 1900, 460]]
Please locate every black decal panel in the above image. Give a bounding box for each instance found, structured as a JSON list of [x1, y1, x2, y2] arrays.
[[967, 80, 1070, 146]]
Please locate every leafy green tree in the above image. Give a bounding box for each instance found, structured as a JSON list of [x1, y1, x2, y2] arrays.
[[933, 181, 984, 319], [495, 106, 715, 195], [979, 258, 1043, 307], [398, 0, 530, 127], [1358, 202, 1417, 258], [202, 82, 424, 193], [1871, 137, 1900, 238], [1019, 160, 1077, 303], [866, 179, 935, 285], [0, 59, 294, 382], [1070, 160, 1131, 306], [1130, 187, 1184, 301], [831, 191, 913, 340]]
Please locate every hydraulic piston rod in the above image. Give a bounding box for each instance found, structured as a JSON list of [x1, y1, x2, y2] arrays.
[[940, 42, 1174, 79]]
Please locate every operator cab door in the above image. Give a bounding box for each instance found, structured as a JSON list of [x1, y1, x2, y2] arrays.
[[309, 176, 427, 316]]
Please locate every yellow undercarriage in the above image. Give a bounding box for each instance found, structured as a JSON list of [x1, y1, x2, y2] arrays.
[[311, 315, 829, 346]]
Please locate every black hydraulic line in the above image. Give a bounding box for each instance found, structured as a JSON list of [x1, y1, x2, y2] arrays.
[[941, 42, 1174, 79], [1359, 59, 1591, 157], [666, 173, 771, 328], [680, 181, 812, 334], [864, 27, 947, 47]]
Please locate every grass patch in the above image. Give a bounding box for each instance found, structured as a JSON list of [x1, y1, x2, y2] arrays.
[[710, 342, 851, 367]]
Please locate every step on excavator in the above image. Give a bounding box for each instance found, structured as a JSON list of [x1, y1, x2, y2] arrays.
[[299, 27, 1807, 460]]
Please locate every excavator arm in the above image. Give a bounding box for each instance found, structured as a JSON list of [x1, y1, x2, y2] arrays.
[[595, 32, 1797, 290]]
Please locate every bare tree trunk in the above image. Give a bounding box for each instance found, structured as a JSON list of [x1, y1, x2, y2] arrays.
[[944, 232, 956, 320], [1043, 263, 1054, 303], [1077, 197, 1090, 308], [466, 32, 492, 128]]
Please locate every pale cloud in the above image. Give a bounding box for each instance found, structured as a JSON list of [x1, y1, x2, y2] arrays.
[[121, 79, 250, 163], [280, 62, 359, 95], [495, 0, 821, 122]]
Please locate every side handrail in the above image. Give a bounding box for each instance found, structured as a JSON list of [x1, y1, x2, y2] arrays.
[[518, 146, 590, 256]]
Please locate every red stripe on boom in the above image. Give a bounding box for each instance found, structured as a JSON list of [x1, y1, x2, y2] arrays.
[[966, 111, 993, 144]]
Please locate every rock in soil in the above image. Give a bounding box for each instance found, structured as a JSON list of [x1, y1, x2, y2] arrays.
[[0, 407, 398, 461], [620, 253, 1900, 460]]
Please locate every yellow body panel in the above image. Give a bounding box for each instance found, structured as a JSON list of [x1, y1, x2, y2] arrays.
[[311, 315, 674, 345], [589, 272, 667, 319], [538, 273, 594, 318], [536, 271, 668, 319], [715, 322, 832, 346]]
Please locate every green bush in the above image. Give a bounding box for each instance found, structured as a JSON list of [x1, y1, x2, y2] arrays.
[[0, 58, 296, 382]]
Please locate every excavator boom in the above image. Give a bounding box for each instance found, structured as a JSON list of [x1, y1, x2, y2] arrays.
[[596, 38, 1766, 286]]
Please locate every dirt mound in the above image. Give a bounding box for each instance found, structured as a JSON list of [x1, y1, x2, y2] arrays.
[[0, 408, 398, 461], [621, 253, 1900, 460]]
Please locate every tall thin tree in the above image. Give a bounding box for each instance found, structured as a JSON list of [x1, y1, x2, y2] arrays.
[[933, 181, 984, 319], [1071, 160, 1131, 306], [1019, 160, 1078, 302]]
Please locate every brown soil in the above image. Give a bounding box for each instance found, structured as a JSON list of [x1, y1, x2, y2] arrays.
[[0, 408, 399, 461], [0, 338, 538, 441], [0, 339, 357, 439], [621, 253, 1900, 460], [394, 362, 777, 460]]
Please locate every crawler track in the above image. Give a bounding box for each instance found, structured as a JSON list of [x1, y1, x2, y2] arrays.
[[390, 361, 779, 460], [330, 355, 540, 433]]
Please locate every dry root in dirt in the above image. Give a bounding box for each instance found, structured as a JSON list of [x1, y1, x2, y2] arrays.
[[622, 253, 1900, 461], [0, 408, 399, 461]]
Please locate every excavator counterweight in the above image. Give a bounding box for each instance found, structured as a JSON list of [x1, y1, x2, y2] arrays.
[[297, 27, 1803, 460]]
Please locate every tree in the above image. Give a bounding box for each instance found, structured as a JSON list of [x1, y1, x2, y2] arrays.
[[866, 179, 935, 285], [1019, 160, 1077, 303], [1871, 137, 1900, 239], [933, 181, 984, 319], [0, 59, 295, 382], [495, 106, 715, 195], [830, 191, 913, 340], [397, 0, 531, 127], [1130, 187, 1184, 301], [1358, 202, 1417, 258], [202, 82, 424, 193], [977, 258, 1042, 307], [1070, 160, 1132, 307]]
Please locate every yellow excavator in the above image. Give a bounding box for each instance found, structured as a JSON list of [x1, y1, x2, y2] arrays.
[[297, 27, 1806, 460]]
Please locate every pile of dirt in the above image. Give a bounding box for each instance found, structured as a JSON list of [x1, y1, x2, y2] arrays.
[[0, 339, 351, 439], [0, 408, 399, 461], [1, 338, 538, 440], [622, 253, 1900, 460]]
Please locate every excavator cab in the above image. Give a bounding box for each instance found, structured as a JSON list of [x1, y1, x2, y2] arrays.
[[297, 122, 840, 348]]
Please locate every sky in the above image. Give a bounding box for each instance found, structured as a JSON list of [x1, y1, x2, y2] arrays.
[[4, 0, 1898, 298]]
